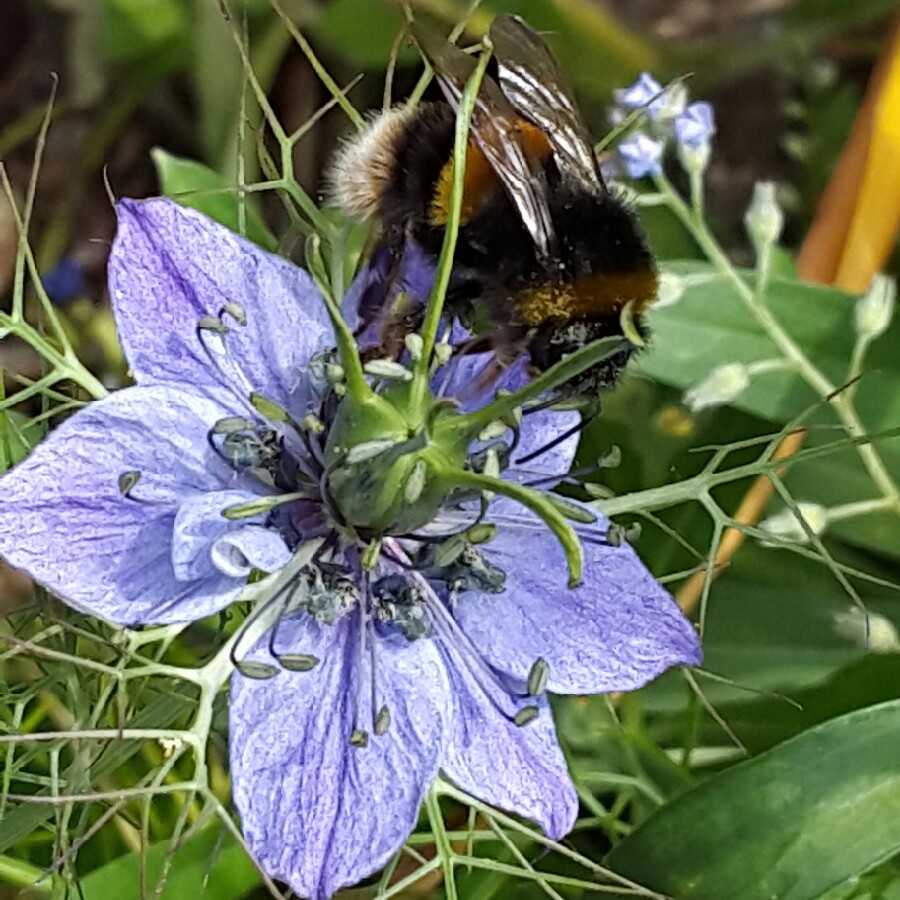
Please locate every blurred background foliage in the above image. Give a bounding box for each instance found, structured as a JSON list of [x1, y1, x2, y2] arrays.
[[2, 0, 900, 898]]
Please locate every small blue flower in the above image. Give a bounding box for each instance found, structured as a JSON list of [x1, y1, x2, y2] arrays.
[[617, 133, 665, 179], [675, 101, 717, 149], [616, 72, 665, 116], [0, 199, 701, 900]]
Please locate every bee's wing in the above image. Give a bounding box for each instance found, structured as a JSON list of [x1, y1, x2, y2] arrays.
[[489, 14, 602, 191], [416, 28, 555, 261]]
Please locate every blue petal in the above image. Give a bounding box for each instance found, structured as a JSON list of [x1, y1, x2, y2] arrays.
[[172, 491, 290, 580], [230, 614, 451, 900], [438, 637, 577, 840], [0, 385, 250, 625], [210, 525, 292, 577], [109, 198, 331, 414], [453, 500, 703, 694]]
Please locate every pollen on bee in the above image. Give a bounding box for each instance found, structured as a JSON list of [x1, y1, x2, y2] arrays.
[[516, 270, 659, 326]]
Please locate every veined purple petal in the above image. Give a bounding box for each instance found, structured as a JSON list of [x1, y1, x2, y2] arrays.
[[230, 614, 451, 900], [438, 638, 577, 840], [210, 525, 292, 577], [453, 501, 702, 694], [171, 491, 290, 580], [0, 384, 250, 625], [110, 198, 330, 414]]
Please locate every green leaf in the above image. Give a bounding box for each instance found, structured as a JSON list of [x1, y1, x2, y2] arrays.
[[103, 0, 190, 62], [77, 826, 259, 899], [152, 149, 277, 251], [606, 700, 900, 900]]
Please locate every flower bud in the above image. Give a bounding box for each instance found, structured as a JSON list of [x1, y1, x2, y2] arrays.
[[759, 502, 828, 545], [833, 607, 900, 653], [855, 275, 895, 340], [684, 362, 750, 411], [744, 182, 784, 249], [677, 140, 711, 177]]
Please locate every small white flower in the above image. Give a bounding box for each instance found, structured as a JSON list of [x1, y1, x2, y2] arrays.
[[833, 607, 900, 653], [684, 363, 750, 411], [759, 502, 828, 545]]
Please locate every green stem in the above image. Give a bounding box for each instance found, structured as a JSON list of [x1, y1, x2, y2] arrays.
[[305, 236, 369, 401], [451, 336, 628, 439], [424, 788, 458, 900], [0, 854, 56, 892], [411, 40, 493, 408], [435, 465, 583, 586]]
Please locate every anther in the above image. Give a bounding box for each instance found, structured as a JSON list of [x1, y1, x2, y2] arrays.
[[349, 729, 369, 748], [375, 705, 391, 735], [404, 460, 428, 504], [326, 362, 345, 385], [118, 470, 141, 496], [198, 315, 228, 334], [514, 705, 539, 727], [301, 414, 325, 434], [249, 392, 291, 424], [222, 301, 247, 326], [363, 359, 413, 382], [212, 416, 257, 435], [526, 658, 549, 696], [276, 653, 320, 672], [404, 333, 423, 361], [234, 660, 280, 680]]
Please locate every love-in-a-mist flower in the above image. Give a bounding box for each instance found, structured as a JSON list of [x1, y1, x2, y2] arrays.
[[0, 199, 701, 900]]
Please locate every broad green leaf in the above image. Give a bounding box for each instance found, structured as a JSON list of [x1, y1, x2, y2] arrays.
[[152, 149, 277, 251], [606, 700, 900, 900], [77, 826, 259, 899]]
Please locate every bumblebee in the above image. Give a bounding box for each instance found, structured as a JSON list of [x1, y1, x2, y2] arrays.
[[329, 14, 657, 405]]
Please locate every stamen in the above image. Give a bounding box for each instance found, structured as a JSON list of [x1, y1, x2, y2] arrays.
[[384, 539, 534, 725], [221, 301, 247, 326], [229, 578, 296, 679], [350, 570, 370, 749], [375, 705, 391, 735], [117, 470, 141, 495], [116, 469, 174, 509], [363, 359, 413, 382], [526, 657, 549, 696]]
